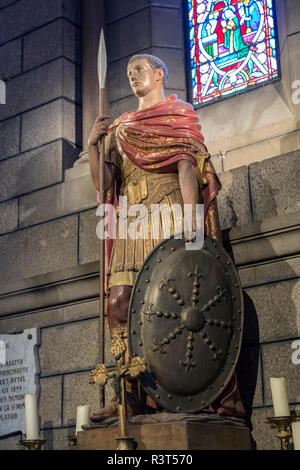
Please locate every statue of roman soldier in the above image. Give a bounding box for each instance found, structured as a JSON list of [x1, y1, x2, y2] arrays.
[[87, 54, 245, 421]]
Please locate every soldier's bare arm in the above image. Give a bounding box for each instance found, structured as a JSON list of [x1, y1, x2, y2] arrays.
[[178, 159, 201, 234]]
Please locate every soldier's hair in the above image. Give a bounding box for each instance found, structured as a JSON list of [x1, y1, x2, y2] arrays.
[[127, 54, 169, 86]]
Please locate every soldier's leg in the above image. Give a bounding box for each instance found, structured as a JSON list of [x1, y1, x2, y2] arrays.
[[90, 286, 131, 422], [108, 285, 131, 328], [90, 285, 155, 421], [108, 286, 156, 414], [108, 285, 131, 363]]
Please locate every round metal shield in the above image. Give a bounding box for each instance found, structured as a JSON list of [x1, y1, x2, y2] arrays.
[[128, 236, 244, 413]]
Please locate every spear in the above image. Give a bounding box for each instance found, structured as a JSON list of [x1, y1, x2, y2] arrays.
[[97, 29, 107, 409]]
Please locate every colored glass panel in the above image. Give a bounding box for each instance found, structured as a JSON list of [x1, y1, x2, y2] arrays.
[[187, 0, 280, 106]]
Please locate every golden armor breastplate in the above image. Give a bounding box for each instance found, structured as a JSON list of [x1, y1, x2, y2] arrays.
[[121, 158, 180, 206]]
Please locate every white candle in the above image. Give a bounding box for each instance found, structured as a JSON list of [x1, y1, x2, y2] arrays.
[[292, 422, 300, 450], [24, 394, 40, 440], [76, 405, 90, 435], [270, 377, 290, 417]]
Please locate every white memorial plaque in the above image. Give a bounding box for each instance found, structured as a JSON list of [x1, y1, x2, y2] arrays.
[[0, 328, 40, 437]]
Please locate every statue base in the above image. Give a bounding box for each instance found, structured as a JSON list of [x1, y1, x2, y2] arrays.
[[76, 412, 252, 450]]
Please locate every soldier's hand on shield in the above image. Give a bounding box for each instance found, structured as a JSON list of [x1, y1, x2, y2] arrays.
[[184, 233, 197, 243], [88, 115, 110, 147], [184, 210, 198, 243]]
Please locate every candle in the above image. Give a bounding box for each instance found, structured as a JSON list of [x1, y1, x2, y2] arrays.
[[292, 422, 300, 450], [76, 405, 90, 435], [24, 394, 40, 440], [270, 377, 290, 417]]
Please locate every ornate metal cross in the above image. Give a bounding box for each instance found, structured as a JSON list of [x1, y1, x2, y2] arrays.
[[89, 326, 146, 449]]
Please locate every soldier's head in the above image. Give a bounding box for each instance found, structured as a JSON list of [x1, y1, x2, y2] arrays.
[[127, 54, 168, 97]]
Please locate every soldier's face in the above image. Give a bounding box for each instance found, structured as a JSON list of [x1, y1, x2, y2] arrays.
[[127, 59, 162, 97]]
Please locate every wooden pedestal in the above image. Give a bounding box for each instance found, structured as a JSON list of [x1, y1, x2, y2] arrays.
[[76, 414, 252, 450]]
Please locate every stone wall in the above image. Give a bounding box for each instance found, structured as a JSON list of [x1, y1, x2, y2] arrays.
[[106, 0, 187, 119], [0, 0, 82, 273], [195, 0, 300, 172], [0, 150, 299, 450], [0, 0, 299, 451]]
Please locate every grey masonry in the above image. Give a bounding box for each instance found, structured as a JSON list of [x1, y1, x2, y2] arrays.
[[0, 0, 299, 450]]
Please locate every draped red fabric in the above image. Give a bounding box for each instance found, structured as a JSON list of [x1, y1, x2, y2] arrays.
[[112, 94, 208, 171], [97, 94, 221, 294]]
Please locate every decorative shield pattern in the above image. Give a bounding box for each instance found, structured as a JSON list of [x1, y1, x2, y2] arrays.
[[128, 236, 244, 413]]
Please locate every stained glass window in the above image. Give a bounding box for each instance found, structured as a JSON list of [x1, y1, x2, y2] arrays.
[[187, 0, 280, 107]]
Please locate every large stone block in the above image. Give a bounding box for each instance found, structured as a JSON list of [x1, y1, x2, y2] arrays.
[[0, 58, 81, 122], [0, 0, 19, 7], [0, 261, 100, 318], [210, 155, 223, 174], [251, 407, 280, 450], [262, 340, 300, 406], [219, 127, 300, 173], [0, 140, 76, 202], [249, 151, 300, 221], [62, 300, 100, 322], [0, 433, 20, 450], [0, 39, 22, 80], [0, 198, 18, 234], [276, 0, 287, 54], [201, 82, 292, 154], [63, 21, 82, 66], [0, 0, 81, 44], [0, 299, 100, 334], [0, 116, 20, 160], [228, 212, 300, 267], [107, 8, 151, 62], [63, 371, 100, 427], [282, 0, 300, 39], [42, 427, 70, 451], [106, 0, 149, 22], [19, 174, 96, 228], [0, 215, 78, 283], [106, 0, 182, 23], [78, 418, 251, 450], [39, 318, 98, 376], [217, 166, 252, 230], [23, 19, 81, 71], [79, 208, 100, 265], [246, 280, 300, 343], [39, 376, 62, 428], [21, 100, 82, 152], [151, 6, 183, 49], [108, 5, 183, 61], [61, 0, 82, 26], [285, 34, 300, 120], [238, 257, 300, 289]]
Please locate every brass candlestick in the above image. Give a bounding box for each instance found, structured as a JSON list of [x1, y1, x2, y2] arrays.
[[266, 415, 295, 450], [19, 438, 46, 450], [115, 436, 137, 450], [89, 326, 146, 451], [67, 435, 78, 448]]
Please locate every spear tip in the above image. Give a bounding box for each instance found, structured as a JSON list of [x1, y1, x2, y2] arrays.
[[98, 29, 107, 90]]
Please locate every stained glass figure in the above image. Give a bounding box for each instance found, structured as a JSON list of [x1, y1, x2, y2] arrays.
[[187, 0, 279, 106]]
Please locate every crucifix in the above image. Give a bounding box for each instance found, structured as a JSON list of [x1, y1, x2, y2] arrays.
[[89, 326, 146, 450]]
